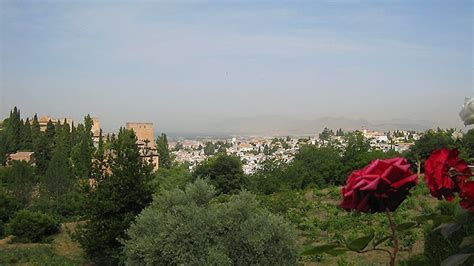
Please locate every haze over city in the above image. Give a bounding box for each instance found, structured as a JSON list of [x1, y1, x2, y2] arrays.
[[1, 1, 472, 134]]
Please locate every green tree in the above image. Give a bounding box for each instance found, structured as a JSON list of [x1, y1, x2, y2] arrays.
[[7, 107, 22, 152], [286, 144, 345, 188], [0, 107, 22, 162], [203, 142, 216, 155], [90, 129, 106, 181], [156, 133, 171, 168], [30, 115, 46, 172], [40, 124, 74, 215], [71, 116, 94, 179], [19, 118, 33, 150], [7, 209, 59, 243], [247, 159, 289, 194], [0, 189, 20, 237], [4, 161, 37, 207], [34, 119, 56, 176], [193, 154, 246, 194], [123, 179, 298, 265], [342, 131, 372, 171], [0, 132, 7, 166], [75, 128, 153, 263], [149, 164, 192, 192], [34, 133, 51, 175], [319, 127, 334, 142], [404, 128, 457, 170], [44, 120, 56, 144]]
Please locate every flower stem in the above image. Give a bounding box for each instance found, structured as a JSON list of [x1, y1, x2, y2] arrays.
[[385, 209, 399, 266]]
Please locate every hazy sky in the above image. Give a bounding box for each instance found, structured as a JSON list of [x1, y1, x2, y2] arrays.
[[1, 0, 472, 133]]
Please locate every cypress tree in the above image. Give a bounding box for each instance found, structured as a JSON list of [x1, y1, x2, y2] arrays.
[[75, 128, 153, 263], [44, 120, 56, 152], [20, 118, 33, 150], [61, 120, 72, 156], [31, 114, 41, 142], [71, 116, 94, 179], [3, 107, 21, 153], [40, 123, 74, 214], [70, 121, 77, 147], [31, 115, 47, 175], [156, 133, 171, 168], [0, 131, 6, 165], [90, 129, 106, 181]]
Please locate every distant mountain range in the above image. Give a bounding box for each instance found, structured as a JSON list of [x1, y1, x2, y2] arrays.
[[200, 116, 461, 137]]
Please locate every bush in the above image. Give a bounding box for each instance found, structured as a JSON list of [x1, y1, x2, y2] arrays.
[[424, 204, 474, 265], [123, 179, 298, 265], [258, 190, 313, 229], [0, 190, 19, 237], [7, 210, 59, 243]]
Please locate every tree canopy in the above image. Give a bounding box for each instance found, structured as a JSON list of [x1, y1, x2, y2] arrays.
[[123, 179, 298, 265], [193, 154, 246, 194], [75, 128, 153, 263], [156, 133, 171, 168]]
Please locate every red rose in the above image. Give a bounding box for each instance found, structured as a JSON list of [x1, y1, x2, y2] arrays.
[[424, 149, 470, 201], [460, 181, 474, 212], [340, 157, 418, 213]]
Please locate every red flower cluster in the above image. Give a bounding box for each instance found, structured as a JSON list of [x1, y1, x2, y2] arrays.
[[340, 157, 418, 213], [424, 148, 474, 212], [424, 149, 471, 201]]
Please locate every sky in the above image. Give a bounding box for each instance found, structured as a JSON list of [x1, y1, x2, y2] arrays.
[[1, 0, 473, 134]]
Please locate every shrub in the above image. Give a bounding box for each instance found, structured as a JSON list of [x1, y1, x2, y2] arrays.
[[259, 190, 313, 229], [0, 190, 19, 237], [7, 210, 59, 243], [424, 204, 474, 265], [123, 179, 298, 265]]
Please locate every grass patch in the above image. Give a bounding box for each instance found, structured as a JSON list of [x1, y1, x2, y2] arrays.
[[0, 245, 81, 265], [0, 222, 86, 265]]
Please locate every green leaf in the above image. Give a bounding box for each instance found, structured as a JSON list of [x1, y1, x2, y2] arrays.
[[434, 215, 455, 224], [440, 253, 473, 266], [434, 223, 463, 238], [414, 213, 438, 223], [325, 248, 348, 256], [454, 207, 472, 224], [373, 236, 391, 248], [414, 213, 453, 224], [346, 233, 374, 252], [302, 244, 340, 256], [396, 222, 417, 231]]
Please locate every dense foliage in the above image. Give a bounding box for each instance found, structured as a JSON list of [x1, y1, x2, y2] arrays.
[[1, 106, 474, 265], [156, 133, 171, 168], [149, 164, 193, 192], [123, 179, 298, 265], [193, 154, 247, 194], [75, 128, 154, 263], [423, 202, 474, 265], [248, 132, 401, 192], [403, 128, 461, 170], [1, 161, 36, 207], [0, 190, 19, 238], [7, 209, 59, 243]]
